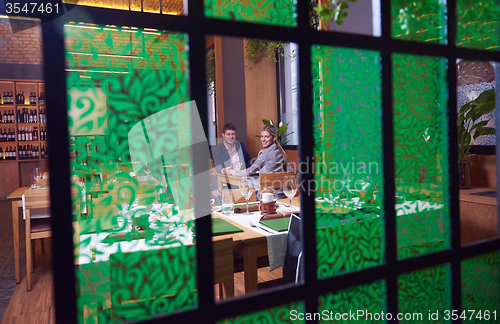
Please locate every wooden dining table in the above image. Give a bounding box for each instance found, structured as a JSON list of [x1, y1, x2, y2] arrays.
[[7, 186, 30, 284], [213, 196, 300, 292]]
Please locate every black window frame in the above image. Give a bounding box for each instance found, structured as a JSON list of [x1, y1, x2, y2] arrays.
[[39, 1, 500, 323]]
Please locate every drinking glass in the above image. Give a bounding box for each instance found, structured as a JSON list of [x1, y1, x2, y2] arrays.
[[283, 175, 298, 207], [33, 168, 41, 189], [152, 187, 169, 219], [239, 177, 255, 215], [221, 189, 234, 215], [143, 163, 151, 178]]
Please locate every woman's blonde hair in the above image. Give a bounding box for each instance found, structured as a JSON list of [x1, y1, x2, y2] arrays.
[[262, 125, 288, 170]]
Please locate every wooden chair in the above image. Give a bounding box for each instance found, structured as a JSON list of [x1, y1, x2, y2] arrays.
[[214, 172, 241, 191], [213, 238, 235, 298], [260, 171, 298, 191], [24, 188, 51, 291]]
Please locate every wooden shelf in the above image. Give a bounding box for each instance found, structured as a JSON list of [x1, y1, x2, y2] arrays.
[[0, 79, 48, 197]]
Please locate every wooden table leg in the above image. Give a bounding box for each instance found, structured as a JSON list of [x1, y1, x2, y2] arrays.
[[242, 246, 258, 292], [12, 200, 20, 284]]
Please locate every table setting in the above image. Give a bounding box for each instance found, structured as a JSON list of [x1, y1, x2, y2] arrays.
[[212, 178, 300, 271]]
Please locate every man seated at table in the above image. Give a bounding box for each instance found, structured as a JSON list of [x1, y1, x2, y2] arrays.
[[212, 123, 253, 176]]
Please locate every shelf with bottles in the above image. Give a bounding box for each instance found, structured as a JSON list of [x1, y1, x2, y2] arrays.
[[14, 82, 37, 106], [0, 130, 17, 142], [18, 144, 41, 160], [38, 82, 45, 105], [0, 81, 14, 105], [17, 126, 39, 141], [0, 146, 17, 161], [0, 110, 16, 124], [17, 108, 40, 124]]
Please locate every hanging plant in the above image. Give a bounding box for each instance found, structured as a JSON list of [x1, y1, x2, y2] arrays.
[[245, 39, 295, 63], [245, 0, 356, 63], [314, 0, 358, 26]]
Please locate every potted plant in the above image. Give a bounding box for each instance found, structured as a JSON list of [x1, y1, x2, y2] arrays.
[[458, 88, 496, 188]]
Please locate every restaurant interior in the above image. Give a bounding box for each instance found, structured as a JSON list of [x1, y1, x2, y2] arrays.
[[0, 0, 499, 323]]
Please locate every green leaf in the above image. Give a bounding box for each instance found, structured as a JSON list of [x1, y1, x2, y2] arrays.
[[473, 126, 495, 140], [262, 119, 271, 125], [339, 2, 349, 10], [277, 123, 289, 136], [471, 102, 495, 122], [469, 120, 488, 132], [459, 102, 471, 114]]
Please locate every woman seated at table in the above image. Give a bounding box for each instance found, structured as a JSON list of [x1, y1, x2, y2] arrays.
[[228, 125, 289, 177]]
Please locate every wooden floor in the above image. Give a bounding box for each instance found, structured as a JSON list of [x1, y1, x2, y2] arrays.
[[1, 238, 55, 324]]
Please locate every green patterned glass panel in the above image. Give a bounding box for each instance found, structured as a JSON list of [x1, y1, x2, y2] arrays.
[[462, 251, 500, 323], [457, 0, 500, 50], [218, 302, 305, 323], [391, 0, 447, 43], [398, 264, 451, 323], [64, 24, 196, 324], [204, 0, 297, 27], [312, 45, 385, 279], [393, 53, 450, 259], [318, 280, 386, 323]]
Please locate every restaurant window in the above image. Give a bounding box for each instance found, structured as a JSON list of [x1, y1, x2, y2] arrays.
[[312, 45, 384, 277], [34, 0, 500, 323], [204, 0, 297, 27], [393, 53, 450, 259], [278, 42, 299, 147], [65, 23, 198, 322]]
